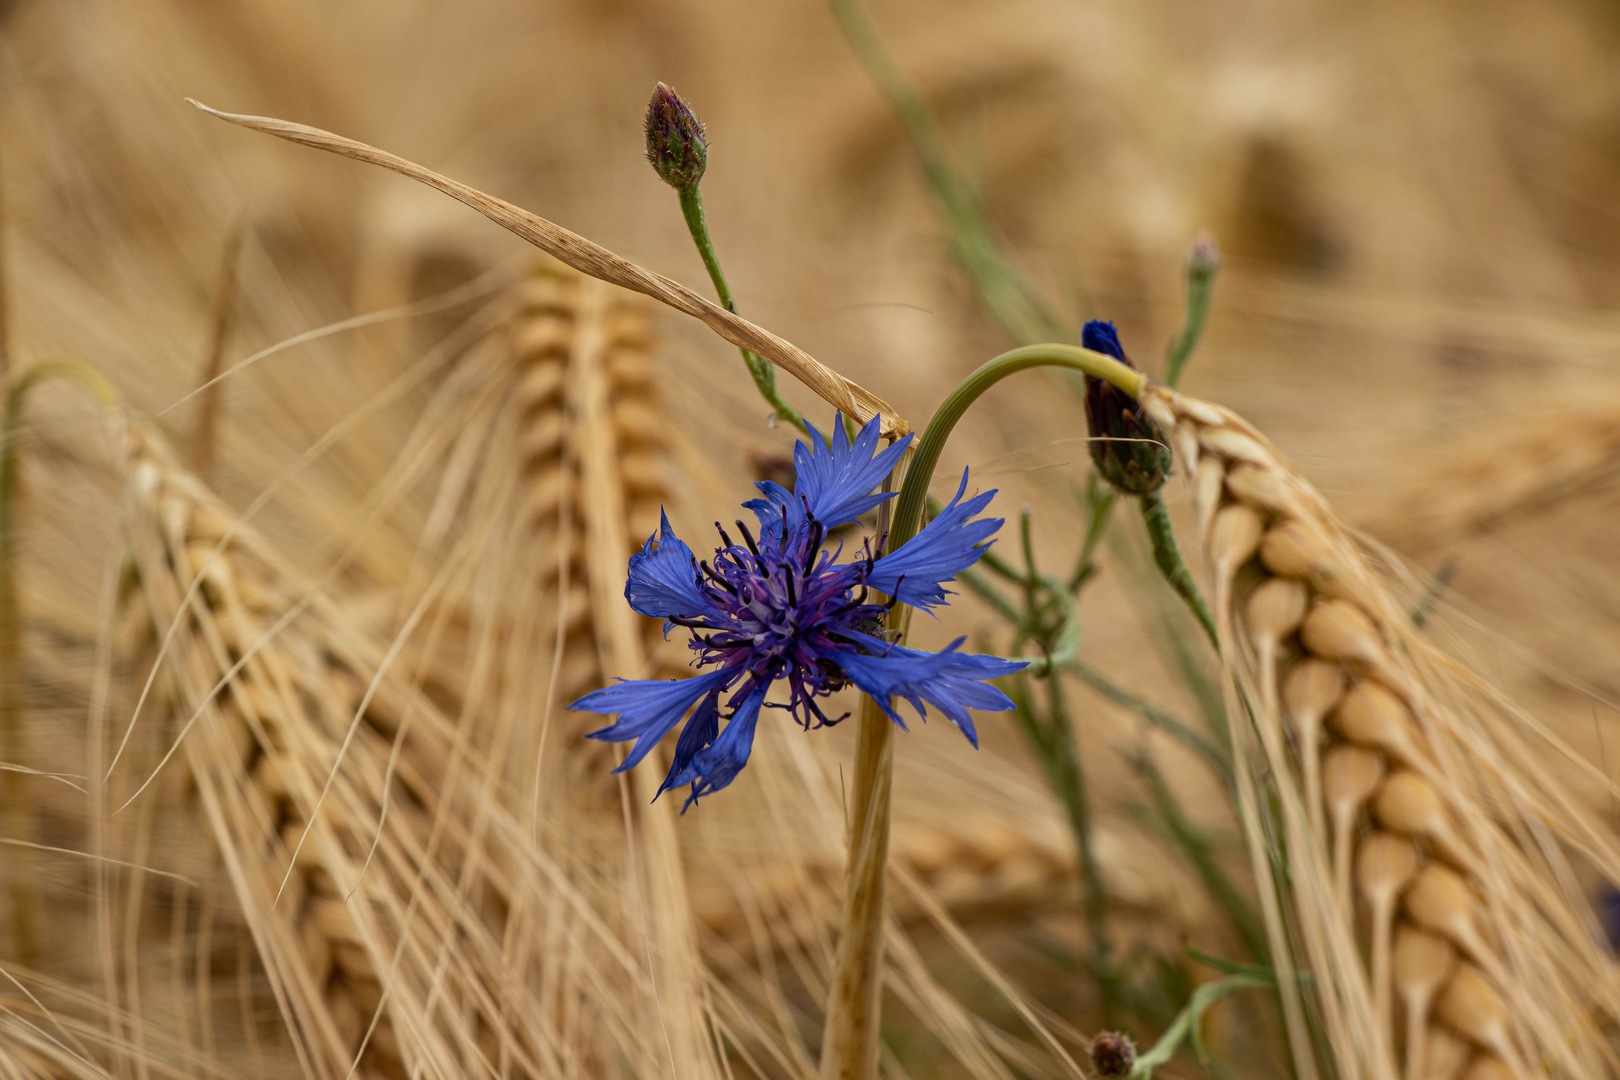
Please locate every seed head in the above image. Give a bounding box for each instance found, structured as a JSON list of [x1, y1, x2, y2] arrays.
[[644, 82, 708, 192], [1081, 320, 1172, 496], [1089, 1031, 1136, 1077]]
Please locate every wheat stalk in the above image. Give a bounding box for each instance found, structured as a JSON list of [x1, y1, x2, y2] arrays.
[[1141, 385, 1620, 1080]]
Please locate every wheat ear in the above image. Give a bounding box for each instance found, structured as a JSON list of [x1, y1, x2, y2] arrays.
[[185, 101, 909, 440], [117, 417, 677, 1079], [1142, 385, 1620, 1080]]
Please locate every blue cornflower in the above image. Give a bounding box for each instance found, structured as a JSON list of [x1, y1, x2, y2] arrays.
[[567, 413, 1027, 807]]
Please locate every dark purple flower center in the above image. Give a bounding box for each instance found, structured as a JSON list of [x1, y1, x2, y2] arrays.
[[674, 513, 892, 729]]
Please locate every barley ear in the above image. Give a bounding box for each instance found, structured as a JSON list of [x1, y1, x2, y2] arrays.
[[1146, 382, 1620, 1080]]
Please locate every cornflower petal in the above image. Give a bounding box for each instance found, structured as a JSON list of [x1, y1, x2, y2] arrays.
[[792, 413, 913, 528], [624, 510, 712, 622], [867, 470, 1001, 610], [571, 668, 734, 772], [683, 682, 768, 808], [743, 481, 795, 539], [835, 638, 1025, 746], [657, 689, 722, 796]]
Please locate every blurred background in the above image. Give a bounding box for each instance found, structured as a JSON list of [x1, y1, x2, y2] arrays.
[[4, 0, 1620, 1076]]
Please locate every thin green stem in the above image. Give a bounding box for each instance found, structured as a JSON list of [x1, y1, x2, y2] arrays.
[[676, 186, 808, 433], [1067, 661, 1228, 779], [1130, 752, 1267, 960], [828, 0, 1065, 346], [974, 542, 1023, 583], [1163, 245, 1219, 389], [1138, 493, 1218, 651], [1129, 973, 1272, 1078], [1005, 672, 1117, 1019], [958, 566, 1020, 624], [1044, 674, 1115, 1019], [1069, 473, 1118, 592]]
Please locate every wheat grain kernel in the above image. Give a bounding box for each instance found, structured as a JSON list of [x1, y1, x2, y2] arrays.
[[325, 983, 364, 1048], [333, 940, 371, 980], [1324, 744, 1386, 908], [1374, 773, 1472, 870], [516, 357, 566, 403], [1394, 928, 1456, 1080], [1285, 658, 1344, 838], [1457, 1057, 1514, 1080], [312, 897, 363, 946], [611, 398, 663, 440], [1335, 680, 1428, 767], [521, 412, 568, 460], [1405, 865, 1492, 967], [1420, 1025, 1470, 1080], [1301, 598, 1388, 672], [1225, 463, 1296, 515], [1434, 965, 1515, 1065], [511, 317, 573, 362], [1260, 518, 1359, 599], [1194, 456, 1224, 534], [1210, 503, 1264, 577], [299, 910, 333, 978], [1200, 426, 1271, 466], [1247, 577, 1310, 647], [1174, 423, 1201, 474], [1177, 398, 1225, 427], [619, 452, 664, 495], [1358, 831, 1421, 1035]]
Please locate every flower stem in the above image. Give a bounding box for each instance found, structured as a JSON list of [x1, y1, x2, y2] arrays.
[[821, 448, 910, 1080], [1010, 668, 1118, 1019], [1162, 241, 1219, 390], [676, 186, 808, 433], [1129, 750, 1267, 961], [893, 343, 1146, 543], [1138, 492, 1218, 651], [1128, 972, 1272, 1078], [1069, 473, 1118, 592], [828, 0, 1065, 347], [819, 680, 899, 1080]]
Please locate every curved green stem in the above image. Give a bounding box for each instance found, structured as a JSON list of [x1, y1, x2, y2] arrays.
[[1139, 492, 1218, 651], [891, 344, 1146, 549], [1129, 973, 1272, 1078], [676, 186, 808, 433]]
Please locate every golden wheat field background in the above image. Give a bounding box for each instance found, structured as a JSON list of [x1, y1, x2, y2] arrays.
[[3, 0, 1620, 1078]]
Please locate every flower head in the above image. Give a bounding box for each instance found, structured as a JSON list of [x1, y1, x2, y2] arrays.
[[568, 413, 1026, 807], [644, 82, 708, 192], [1081, 319, 1172, 496], [1089, 1031, 1137, 1077]]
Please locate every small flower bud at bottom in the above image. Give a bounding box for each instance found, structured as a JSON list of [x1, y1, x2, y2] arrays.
[[1090, 1030, 1137, 1077], [644, 82, 708, 192]]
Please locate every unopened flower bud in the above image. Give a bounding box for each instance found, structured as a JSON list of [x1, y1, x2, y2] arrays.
[[1082, 320, 1172, 496], [1187, 230, 1222, 278], [1089, 1031, 1137, 1077], [644, 82, 707, 192]]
